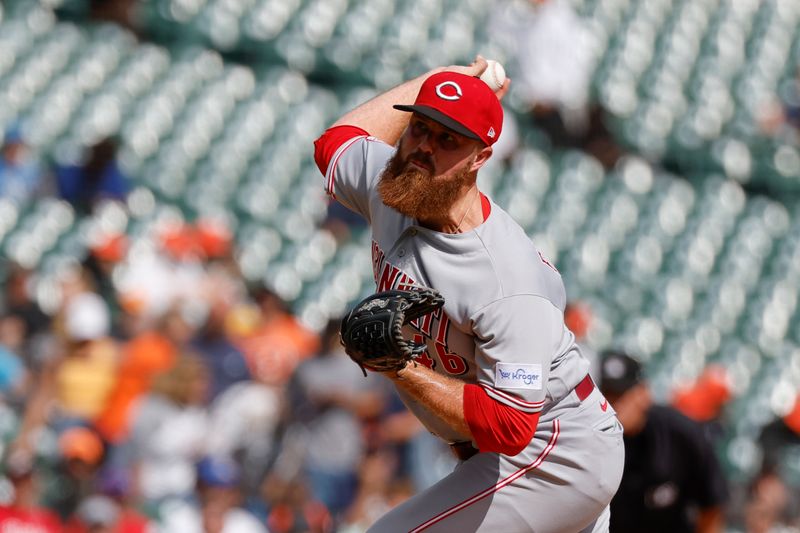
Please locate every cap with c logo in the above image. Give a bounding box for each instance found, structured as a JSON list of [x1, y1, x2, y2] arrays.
[[393, 71, 503, 146]]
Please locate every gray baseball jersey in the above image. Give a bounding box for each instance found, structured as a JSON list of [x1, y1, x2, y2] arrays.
[[326, 133, 590, 443], [321, 131, 623, 532]]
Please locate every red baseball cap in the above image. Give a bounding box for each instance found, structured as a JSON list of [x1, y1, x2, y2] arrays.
[[394, 71, 503, 146]]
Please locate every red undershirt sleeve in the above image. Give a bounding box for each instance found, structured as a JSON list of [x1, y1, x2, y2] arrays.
[[313, 125, 370, 176], [463, 383, 540, 456]]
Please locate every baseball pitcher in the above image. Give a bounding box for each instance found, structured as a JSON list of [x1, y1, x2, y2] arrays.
[[313, 56, 624, 533]]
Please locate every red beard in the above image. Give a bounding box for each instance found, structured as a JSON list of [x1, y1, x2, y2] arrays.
[[378, 148, 473, 221]]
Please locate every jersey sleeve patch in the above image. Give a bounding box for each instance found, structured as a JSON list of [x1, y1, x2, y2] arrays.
[[495, 363, 543, 390]]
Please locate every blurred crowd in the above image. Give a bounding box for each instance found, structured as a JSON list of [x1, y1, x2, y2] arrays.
[[0, 202, 459, 532], [0, 121, 456, 533]]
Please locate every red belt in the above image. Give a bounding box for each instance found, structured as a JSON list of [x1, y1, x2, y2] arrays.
[[574, 374, 595, 402]]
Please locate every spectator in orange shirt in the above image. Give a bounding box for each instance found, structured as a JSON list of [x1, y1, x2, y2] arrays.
[[671, 364, 733, 446], [238, 287, 319, 387], [94, 307, 192, 444]]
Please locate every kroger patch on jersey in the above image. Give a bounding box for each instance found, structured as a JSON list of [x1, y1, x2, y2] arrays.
[[495, 363, 543, 389]]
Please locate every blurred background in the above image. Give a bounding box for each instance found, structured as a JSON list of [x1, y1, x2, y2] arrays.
[[0, 0, 799, 531]]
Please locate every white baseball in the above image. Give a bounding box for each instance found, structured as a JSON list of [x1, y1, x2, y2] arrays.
[[480, 59, 506, 92]]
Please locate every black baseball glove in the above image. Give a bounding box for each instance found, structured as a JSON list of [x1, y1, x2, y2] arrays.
[[340, 287, 445, 375]]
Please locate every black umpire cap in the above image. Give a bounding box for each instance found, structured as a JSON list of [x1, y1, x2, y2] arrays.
[[599, 350, 643, 397]]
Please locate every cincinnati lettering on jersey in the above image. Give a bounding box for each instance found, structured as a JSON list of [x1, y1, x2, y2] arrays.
[[370, 240, 468, 375], [371, 240, 418, 292]]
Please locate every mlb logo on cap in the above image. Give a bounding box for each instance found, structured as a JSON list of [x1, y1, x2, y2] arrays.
[[394, 71, 504, 146]]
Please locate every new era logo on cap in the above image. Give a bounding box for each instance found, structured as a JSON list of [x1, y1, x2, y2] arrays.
[[394, 71, 504, 146]]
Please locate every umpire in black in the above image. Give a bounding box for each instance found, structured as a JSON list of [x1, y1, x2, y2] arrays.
[[599, 350, 729, 533]]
